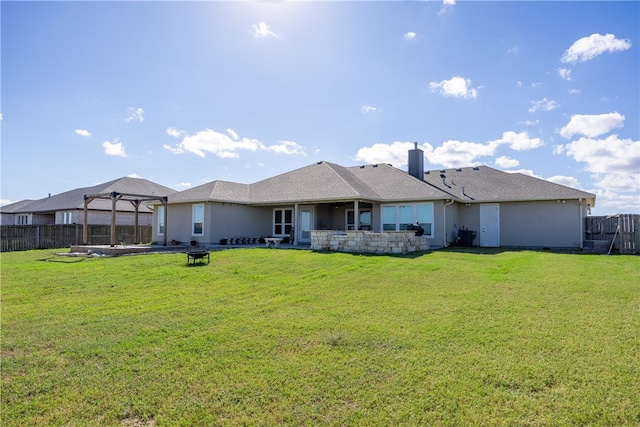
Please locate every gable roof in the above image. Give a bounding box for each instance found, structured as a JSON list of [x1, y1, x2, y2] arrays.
[[166, 161, 452, 205], [422, 166, 596, 205], [11, 177, 177, 214]]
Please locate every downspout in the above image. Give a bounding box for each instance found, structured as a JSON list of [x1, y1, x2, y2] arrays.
[[443, 199, 455, 247]]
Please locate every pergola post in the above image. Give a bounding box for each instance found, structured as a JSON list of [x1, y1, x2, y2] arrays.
[[83, 196, 90, 244], [130, 200, 141, 244]]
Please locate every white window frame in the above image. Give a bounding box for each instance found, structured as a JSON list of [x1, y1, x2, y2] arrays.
[[17, 214, 30, 225], [381, 202, 434, 237], [157, 206, 165, 236], [192, 204, 204, 236], [62, 211, 73, 224]]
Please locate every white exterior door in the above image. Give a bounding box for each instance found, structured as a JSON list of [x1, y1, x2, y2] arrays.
[[480, 203, 500, 247], [298, 207, 313, 243]]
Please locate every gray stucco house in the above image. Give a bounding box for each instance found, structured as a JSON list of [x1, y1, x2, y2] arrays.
[[152, 147, 596, 250]]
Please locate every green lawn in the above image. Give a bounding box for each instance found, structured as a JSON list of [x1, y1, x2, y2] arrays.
[[2, 248, 639, 426]]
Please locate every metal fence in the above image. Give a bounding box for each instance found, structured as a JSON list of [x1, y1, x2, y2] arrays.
[[1, 225, 153, 252], [585, 214, 639, 255]]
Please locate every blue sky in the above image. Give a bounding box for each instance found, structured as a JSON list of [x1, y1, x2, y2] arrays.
[[2, 1, 638, 216]]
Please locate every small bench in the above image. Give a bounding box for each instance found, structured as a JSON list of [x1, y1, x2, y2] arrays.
[[264, 238, 283, 248], [186, 251, 210, 265]]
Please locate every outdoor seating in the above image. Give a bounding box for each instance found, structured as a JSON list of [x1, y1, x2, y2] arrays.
[[264, 238, 283, 248]]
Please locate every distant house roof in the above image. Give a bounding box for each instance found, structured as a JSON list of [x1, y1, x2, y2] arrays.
[[1, 199, 37, 213], [9, 177, 177, 214], [422, 166, 596, 205], [167, 161, 452, 205]]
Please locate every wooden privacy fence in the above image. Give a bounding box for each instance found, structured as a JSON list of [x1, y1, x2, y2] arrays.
[[584, 214, 639, 255], [1, 225, 152, 252]]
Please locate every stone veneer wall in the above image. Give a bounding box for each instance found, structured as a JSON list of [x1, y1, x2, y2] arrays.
[[310, 230, 429, 254]]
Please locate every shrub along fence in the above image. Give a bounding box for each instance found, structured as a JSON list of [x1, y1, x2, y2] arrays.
[[1, 225, 152, 252], [584, 214, 639, 255]]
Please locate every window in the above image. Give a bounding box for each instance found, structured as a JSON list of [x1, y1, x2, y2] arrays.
[[192, 204, 204, 236], [62, 212, 73, 224], [273, 208, 293, 236], [17, 214, 29, 225], [381, 203, 433, 236], [157, 206, 165, 236], [346, 209, 372, 230]]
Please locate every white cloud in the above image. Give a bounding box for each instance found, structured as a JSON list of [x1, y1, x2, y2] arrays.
[[163, 128, 305, 158], [592, 173, 639, 194], [361, 105, 378, 114], [127, 173, 142, 179], [355, 131, 542, 170], [75, 129, 92, 137], [558, 67, 572, 81], [546, 175, 581, 189], [562, 134, 639, 177], [517, 119, 539, 126], [166, 127, 185, 138], [103, 139, 127, 157], [592, 190, 640, 213], [227, 129, 239, 141], [559, 112, 624, 138], [426, 140, 495, 168], [429, 76, 479, 99], [404, 32, 416, 41], [438, 0, 456, 16], [562, 33, 632, 64], [253, 22, 278, 38], [355, 141, 416, 167], [490, 131, 543, 151], [528, 97, 559, 113], [495, 156, 520, 169], [175, 182, 191, 188], [355, 140, 497, 169], [266, 140, 306, 155], [568, 89, 581, 95], [507, 169, 538, 178], [126, 107, 144, 123]]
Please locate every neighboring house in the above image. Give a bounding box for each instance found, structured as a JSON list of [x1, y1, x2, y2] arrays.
[[153, 147, 596, 249], [1, 200, 36, 225], [2, 177, 176, 226]]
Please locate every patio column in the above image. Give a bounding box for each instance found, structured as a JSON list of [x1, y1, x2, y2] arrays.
[[354, 200, 359, 230], [110, 192, 118, 247], [162, 197, 168, 247], [294, 203, 299, 246]]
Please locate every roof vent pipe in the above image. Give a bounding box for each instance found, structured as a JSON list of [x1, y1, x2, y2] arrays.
[[408, 142, 425, 181]]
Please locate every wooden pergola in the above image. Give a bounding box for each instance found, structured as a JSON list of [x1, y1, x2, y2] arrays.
[[83, 192, 168, 246]]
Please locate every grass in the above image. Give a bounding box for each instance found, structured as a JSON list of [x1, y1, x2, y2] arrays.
[[1, 248, 639, 426]]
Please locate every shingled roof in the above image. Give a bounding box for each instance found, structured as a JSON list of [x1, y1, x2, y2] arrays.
[[12, 177, 177, 214], [422, 166, 596, 205], [167, 161, 452, 205]]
